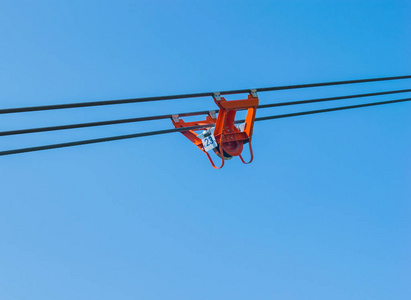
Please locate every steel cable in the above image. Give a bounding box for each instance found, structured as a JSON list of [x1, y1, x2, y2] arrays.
[[0, 97, 409, 156], [0, 75, 410, 114], [1, 88, 410, 137]]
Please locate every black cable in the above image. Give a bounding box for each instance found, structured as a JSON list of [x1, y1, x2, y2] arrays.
[[0, 110, 213, 137], [1, 88, 410, 137], [0, 124, 210, 156], [0, 97, 409, 156], [252, 97, 411, 123], [257, 88, 411, 109], [0, 75, 410, 114]]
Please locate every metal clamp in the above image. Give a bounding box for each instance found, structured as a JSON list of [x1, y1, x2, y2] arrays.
[[213, 92, 221, 101], [250, 89, 258, 98], [209, 110, 217, 119], [172, 115, 179, 122], [202, 130, 211, 138], [236, 122, 246, 132]]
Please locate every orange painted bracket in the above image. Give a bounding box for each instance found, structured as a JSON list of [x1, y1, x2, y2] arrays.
[[171, 91, 259, 168]]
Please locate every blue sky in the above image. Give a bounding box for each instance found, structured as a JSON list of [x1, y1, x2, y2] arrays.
[[0, 1, 410, 299]]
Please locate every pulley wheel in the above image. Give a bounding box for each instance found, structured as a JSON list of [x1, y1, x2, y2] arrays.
[[213, 140, 244, 160], [223, 141, 244, 156]]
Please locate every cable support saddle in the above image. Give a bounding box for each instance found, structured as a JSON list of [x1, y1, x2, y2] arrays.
[[171, 91, 259, 169]]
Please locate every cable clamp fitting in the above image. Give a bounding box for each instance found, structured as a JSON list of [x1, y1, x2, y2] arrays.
[[213, 92, 221, 101], [236, 122, 246, 132], [250, 89, 258, 98], [172, 115, 179, 122], [209, 110, 216, 119]]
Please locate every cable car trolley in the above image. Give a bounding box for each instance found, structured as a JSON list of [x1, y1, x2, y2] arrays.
[[171, 90, 259, 169]]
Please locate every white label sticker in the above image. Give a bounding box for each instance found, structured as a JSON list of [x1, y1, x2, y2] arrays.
[[201, 134, 218, 152]]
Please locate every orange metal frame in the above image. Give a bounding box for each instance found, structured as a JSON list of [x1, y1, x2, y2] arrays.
[[172, 92, 259, 169]]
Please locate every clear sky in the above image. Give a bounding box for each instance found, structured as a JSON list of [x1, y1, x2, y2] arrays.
[[0, 1, 410, 299]]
